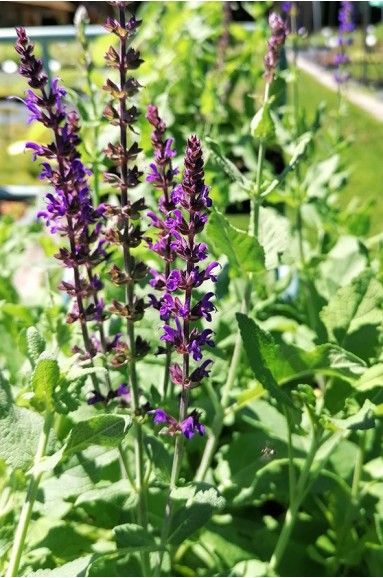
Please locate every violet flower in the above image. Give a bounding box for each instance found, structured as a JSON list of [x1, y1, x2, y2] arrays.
[[145, 105, 179, 395], [15, 28, 107, 361], [264, 13, 289, 84], [148, 408, 205, 439], [149, 136, 219, 437], [335, 1, 355, 85]]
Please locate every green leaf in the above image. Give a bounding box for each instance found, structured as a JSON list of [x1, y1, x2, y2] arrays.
[[63, 415, 131, 458], [250, 103, 275, 141], [204, 137, 250, 188], [26, 327, 46, 364], [237, 313, 366, 391], [323, 400, 376, 431], [355, 364, 383, 393], [113, 523, 156, 550], [262, 132, 312, 198], [30, 353, 59, 412], [75, 480, 137, 527], [258, 207, 289, 270], [207, 210, 265, 274], [169, 487, 225, 545], [321, 271, 383, 346], [230, 560, 268, 577], [0, 372, 55, 471], [27, 554, 93, 576], [236, 314, 294, 408], [144, 435, 172, 483]]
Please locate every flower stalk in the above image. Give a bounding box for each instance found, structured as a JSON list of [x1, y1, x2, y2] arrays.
[[6, 412, 53, 578]]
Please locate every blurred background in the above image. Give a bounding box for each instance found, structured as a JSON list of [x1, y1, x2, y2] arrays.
[[0, 1, 382, 235]]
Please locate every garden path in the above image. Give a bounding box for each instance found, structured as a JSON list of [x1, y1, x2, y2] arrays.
[[295, 52, 383, 122]]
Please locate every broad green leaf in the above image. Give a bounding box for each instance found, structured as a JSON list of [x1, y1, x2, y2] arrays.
[[168, 487, 225, 545], [323, 400, 376, 431], [227, 382, 266, 415], [27, 554, 93, 576], [355, 364, 383, 393], [250, 103, 275, 141], [63, 414, 131, 457], [113, 523, 156, 550], [321, 270, 383, 345], [262, 132, 312, 198], [144, 435, 172, 483], [26, 327, 46, 364], [230, 560, 268, 577], [258, 207, 289, 270], [236, 313, 366, 401], [0, 372, 54, 471], [30, 353, 59, 412], [75, 480, 137, 527], [236, 314, 294, 408], [204, 137, 250, 188], [207, 210, 265, 274], [86, 551, 142, 577]]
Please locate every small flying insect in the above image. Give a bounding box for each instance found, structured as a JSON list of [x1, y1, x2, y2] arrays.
[[261, 445, 277, 460]]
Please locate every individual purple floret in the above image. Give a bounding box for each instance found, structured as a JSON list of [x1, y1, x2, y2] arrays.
[[335, 1, 355, 85], [148, 408, 205, 439], [264, 13, 289, 83]]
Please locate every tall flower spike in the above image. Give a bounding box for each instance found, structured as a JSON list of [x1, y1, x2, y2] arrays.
[[334, 1, 355, 85], [146, 105, 179, 395], [102, 3, 150, 376], [15, 28, 108, 372], [264, 13, 289, 84], [149, 136, 220, 439]]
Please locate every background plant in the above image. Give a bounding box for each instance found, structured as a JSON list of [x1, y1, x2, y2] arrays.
[[1, 2, 383, 577]]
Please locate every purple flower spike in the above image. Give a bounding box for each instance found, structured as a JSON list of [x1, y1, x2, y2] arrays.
[[148, 134, 218, 439], [264, 13, 289, 83], [334, 1, 355, 85]]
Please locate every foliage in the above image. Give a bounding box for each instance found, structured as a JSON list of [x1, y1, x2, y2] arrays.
[[1, 3, 383, 578]]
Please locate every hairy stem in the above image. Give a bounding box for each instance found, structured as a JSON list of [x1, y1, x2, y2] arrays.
[[118, 6, 148, 574], [6, 412, 53, 577]]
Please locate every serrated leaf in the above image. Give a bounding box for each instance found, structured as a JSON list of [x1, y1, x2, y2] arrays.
[[26, 327, 46, 364], [207, 210, 265, 274], [169, 487, 225, 545], [321, 271, 383, 345], [30, 353, 59, 412], [251, 103, 275, 141], [113, 523, 156, 550], [63, 414, 131, 457], [144, 435, 172, 483]]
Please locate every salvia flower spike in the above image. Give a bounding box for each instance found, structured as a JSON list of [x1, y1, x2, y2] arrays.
[[15, 28, 108, 381], [149, 136, 219, 439], [264, 12, 289, 84], [335, 1, 355, 85]]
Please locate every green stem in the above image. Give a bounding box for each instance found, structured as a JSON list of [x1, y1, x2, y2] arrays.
[[284, 407, 296, 506], [333, 431, 365, 573], [250, 81, 270, 238], [195, 278, 252, 482], [196, 78, 272, 484], [6, 411, 53, 578], [269, 426, 320, 573]]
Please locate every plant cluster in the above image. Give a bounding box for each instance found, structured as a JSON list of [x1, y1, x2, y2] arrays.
[[1, 2, 383, 578]]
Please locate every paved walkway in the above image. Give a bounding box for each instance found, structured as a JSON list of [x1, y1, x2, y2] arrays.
[[296, 52, 383, 123]]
